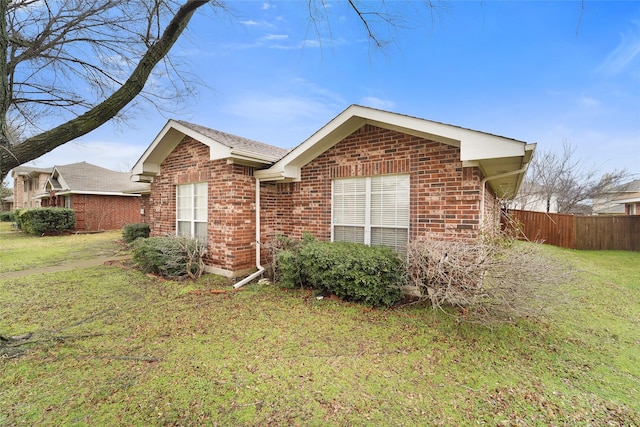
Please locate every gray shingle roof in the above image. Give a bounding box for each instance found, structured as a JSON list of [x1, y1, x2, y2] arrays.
[[53, 162, 149, 194], [12, 166, 53, 176], [174, 120, 289, 160]]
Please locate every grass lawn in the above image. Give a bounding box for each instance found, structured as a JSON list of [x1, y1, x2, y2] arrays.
[[0, 224, 125, 273], [0, 229, 638, 425]]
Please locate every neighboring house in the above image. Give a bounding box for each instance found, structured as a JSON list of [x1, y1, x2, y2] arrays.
[[593, 179, 640, 215], [511, 182, 559, 213], [132, 105, 535, 279], [10, 166, 53, 208], [38, 162, 150, 231], [1, 193, 12, 212], [612, 191, 640, 215]]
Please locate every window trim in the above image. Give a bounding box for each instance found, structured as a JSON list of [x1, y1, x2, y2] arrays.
[[331, 174, 410, 251], [176, 182, 208, 243]]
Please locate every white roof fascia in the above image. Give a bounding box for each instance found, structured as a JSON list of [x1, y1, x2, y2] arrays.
[[227, 148, 281, 166], [55, 190, 141, 197], [616, 196, 640, 204], [132, 120, 280, 180], [257, 105, 530, 182], [255, 165, 299, 181], [132, 120, 214, 178], [51, 168, 70, 191]]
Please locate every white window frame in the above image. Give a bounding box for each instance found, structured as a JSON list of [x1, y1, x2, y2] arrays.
[[176, 182, 208, 244], [331, 174, 410, 252]]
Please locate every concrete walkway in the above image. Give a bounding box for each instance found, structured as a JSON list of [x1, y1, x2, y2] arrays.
[[0, 255, 131, 280]]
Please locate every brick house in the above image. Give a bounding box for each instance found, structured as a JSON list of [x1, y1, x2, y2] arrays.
[[39, 162, 150, 232], [132, 105, 535, 282]]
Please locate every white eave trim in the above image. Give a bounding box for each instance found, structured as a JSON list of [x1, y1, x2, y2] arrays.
[[615, 196, 640, 204], [256, 105, 532, 182], [40, 190, 142, 198], [131, 119, 280, 181]]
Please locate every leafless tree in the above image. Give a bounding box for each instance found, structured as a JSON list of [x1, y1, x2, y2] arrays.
[[515, 141, 630, 214], [0, 0, 215, 181], [1, 0, 441, 182]]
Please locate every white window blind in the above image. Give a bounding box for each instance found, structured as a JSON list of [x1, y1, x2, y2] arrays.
[[332, 175, 409, 252], [176, 182, 208, 243]]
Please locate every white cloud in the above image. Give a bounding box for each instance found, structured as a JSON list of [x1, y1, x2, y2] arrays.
[[359, 96, 396, 110], [239, 19, 277, 30], [579, 96, 600, 108], [26, 140, 142, 172], [217, 80, 348, 146], [597, 20, 640, 76], [261, 34, 288, 41]]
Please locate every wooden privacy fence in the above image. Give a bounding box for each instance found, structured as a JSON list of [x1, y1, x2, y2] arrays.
[[503, 209, 640, 251]]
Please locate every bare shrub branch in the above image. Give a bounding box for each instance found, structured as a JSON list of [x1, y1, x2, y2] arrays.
[[406, 233, 572, 326]]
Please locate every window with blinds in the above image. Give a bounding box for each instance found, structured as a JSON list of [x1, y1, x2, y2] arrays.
[[332, 175, 409, 252], [176, 182, 208, 243]]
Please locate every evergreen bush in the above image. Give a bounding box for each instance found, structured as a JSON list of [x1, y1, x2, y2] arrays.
[[17, 208, 75, 235], [0, 210, 15, 222], [276, 237, 405, 307], [122, 223, 150, 243]]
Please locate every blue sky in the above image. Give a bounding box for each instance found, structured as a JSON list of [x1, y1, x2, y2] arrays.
[[26, 1, 640, 177]]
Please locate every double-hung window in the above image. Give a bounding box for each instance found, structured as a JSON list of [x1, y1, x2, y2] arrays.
[[176, 182, 207, 243], [332, 174, 409, 252]]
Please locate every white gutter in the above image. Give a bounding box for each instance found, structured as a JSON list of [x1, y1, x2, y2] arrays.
[[480, 163, 530, 229], [233, 177, 265, 289]]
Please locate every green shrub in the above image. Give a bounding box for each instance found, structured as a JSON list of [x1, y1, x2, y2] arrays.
[[0, 210, 15, 222], [275, 238, 405, 307], [122, 223, 150, 243], [17, 208, 75, 235], [131, 236, 205, 280]]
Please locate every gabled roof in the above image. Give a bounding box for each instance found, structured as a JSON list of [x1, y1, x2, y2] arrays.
[[132, 119, 289, 182], [255, 105, 536, 198], [618, 179, 640, 193], [614, 191, 640, 205], [11, 166, 52, 178], [43, 162, 149, 196]]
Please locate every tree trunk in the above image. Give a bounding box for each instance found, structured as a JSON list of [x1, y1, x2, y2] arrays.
[[0, 0, 209, 181]]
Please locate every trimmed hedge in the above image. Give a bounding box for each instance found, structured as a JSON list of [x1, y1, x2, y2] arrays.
[[122, 223, 150, 243], [276, 238, 405, 307], [17, 208, 75, 235], [131, 236, 205, 280], [0, 210, 15, 222]]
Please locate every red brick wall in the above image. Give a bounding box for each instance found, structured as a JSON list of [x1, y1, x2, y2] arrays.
[[263, 124, 491, 248], [71, 194, 142, 231], [150, 125, 498, 276], [150, 136, 257, 275], [139, 194, 150, 224]]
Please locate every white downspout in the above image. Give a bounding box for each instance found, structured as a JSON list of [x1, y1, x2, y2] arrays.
[[233, 177, 265, 289], [480, 164, 530, 230]]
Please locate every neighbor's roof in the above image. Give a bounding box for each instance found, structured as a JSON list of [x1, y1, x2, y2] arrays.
[[614, 191, 640, 204], [46, 162, 149, 195], [132, 119, 289, 182], [618, 179, 640, 193], [11, 166, 53, 177]]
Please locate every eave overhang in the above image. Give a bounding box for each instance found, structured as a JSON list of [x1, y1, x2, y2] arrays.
[[255, 105, 536, 197], [36, 190, 142, 199]]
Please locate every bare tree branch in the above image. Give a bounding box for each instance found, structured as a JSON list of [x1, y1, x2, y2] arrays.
[[514, 141, 631, 214], [0, 0, 211, 179]]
